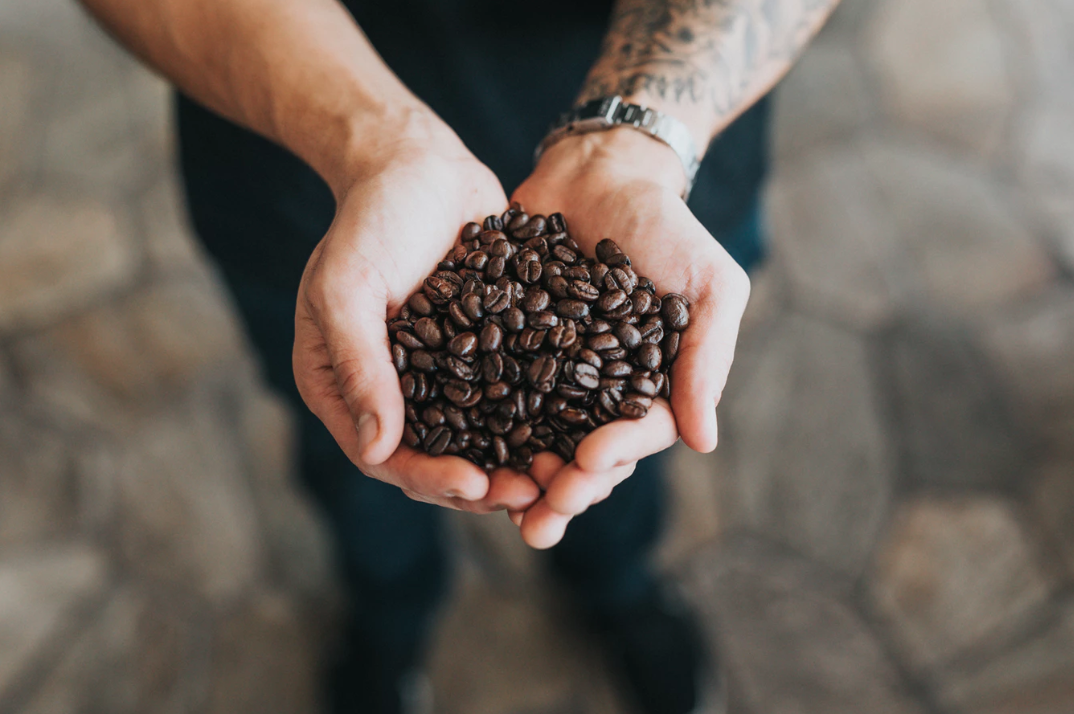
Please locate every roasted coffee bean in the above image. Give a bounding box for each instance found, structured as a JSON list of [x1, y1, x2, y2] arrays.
[[411, 350, 437, 372], [503, 307, 526, 332], [662, 293, 690, 330], [448, 332, 478, 358], [573, 362, 601, 389], [519, 327, 546, 351], [425, 426, 452, 456], [479, 323, 503, 352], [587, 333, 619, 352], [614, 322, 642, 351], [390, 207, 687, 470], [521, 288, 550, 313], [517, 259, 542, 284], [595, 238, 621, 263], [392, 344, 408, 373], [567, 280, 600, 301], [663, 331, 681, 362], [636, 343, 663, 371], [557, 299, 590, 320], [630, 375, 658, 398], [528, 311, 559, 330]]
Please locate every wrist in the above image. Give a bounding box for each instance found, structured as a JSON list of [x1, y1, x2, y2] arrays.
[[534, 127, 688, 198]]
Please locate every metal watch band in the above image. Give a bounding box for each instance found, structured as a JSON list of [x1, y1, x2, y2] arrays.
[[534, 96, 701, 201]]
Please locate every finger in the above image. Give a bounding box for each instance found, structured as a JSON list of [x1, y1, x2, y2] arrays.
[[519, 498, 572, 549], [507, 510, 525, 527], [529, 451, 565, 491], [373, 447, 490, 501], [573, 399, 678, 472], [672, 261, 750, 453], [543, 461, 637, 516], [303, 273, 405, 466], [480, 468, 542, 512]]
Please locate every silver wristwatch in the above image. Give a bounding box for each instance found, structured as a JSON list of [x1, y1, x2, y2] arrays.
[[535, 96, 701, 201]]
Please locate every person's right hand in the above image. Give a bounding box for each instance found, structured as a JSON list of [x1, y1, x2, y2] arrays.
[[293, 110, 541, 514]]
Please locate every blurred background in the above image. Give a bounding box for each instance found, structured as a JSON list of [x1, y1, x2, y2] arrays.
[[1, 0, 1073, 712]]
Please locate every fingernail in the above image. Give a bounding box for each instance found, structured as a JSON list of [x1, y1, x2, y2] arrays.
[[356, 414, 378, 457]]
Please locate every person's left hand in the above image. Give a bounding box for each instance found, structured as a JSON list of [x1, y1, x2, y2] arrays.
[[507, 128, 752, 548]]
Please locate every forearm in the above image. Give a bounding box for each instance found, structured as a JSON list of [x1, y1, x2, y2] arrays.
[[78, 0, 454, 194], [580, 0, 841, 149]]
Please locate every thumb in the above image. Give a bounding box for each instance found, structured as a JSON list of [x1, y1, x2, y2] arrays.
[[297, 281, 404, 467]]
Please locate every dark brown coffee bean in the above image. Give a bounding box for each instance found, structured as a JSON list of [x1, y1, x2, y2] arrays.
[[546, 275, 570, 300], [408, 292, 434, 316], [483, 286, 510, 313], [517, 259, 542, 284], [402, 424, 421, 448], [515, 214, 547, 239], [482, 214, 504, 232], [573, 362, 601, 389], [587, 333, 619, 352], [422, 406, 446, 428], [493, 436, 509, 465], [507, 212, 529, 232], [567, 280, 600, 301], [603, 347, 629, 362], [547, 320, 578, 349], [444, 405, 469, 431], [556, 300, 590, 320], [487, 414, 512, 435], [447, 302, 472, 328], [639, 316, 664, 339], [479, 323, 503, 352], [528, 311, 559, 330], [392, 344, 408, 373], [663, 331, 681, 362], [548, 212, 566, 233], [612, 323, 641, 351], [630, 375, 658, 398], [579, 349, 603, 369], [552, 434, 576, 462], [527, 391, 544, 417], [631, 290, 653, 315], [414, 318, 443, 349], [661, 293, 690, 330], [636, 343, 663, 370], [564, 266, 590, 282], [396, 331, 423, 351], [603, 360, 634, 378], [454, 430, 472, 450], [595, 239, 621, 263], [519, 328, 546, 351], [425, 425, 452, 455], [485, 256, 505, 280], [464, 250, 488, 270], [598, 388, 622, 416], [605, 267, 636, 294], [643, 324, 664, 345], [503, 356, 523, 385], [506, 423, 533, 449], [400, 373, 417, 400], [490, 239, 512, 258], [521, 288, 550, 313], [411, 350, 437, 372], [448, 332, 478, 358], [461, 292, 484, 322], [462, 222, 482, 241], [560, 408, 590, 426], [557, 383, 588, 400], [444, 380, 473, 406], [528, 354, 557, 390], [510, 447, 534, 471], [588, 319, 612, 334], [501, 307, 525, 333], [485, 382, 512, 400], [605, 252, 631, 268], [446, 356, 476, 381], [619, 394, 653, 419], [481, 353, 504, 383], [412, 373, 431, 402], [551, 245, 577, 264]]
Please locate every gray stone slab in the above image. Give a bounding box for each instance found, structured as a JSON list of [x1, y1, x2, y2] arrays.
[[655, 441, 724, 568], [869, 497, 1053, 672], [940, 600, 1074, 714], [773, 41, 871, 160], [11, 275, 246, 430], [17, 588, 141, 714], [0, 542, 108, 700], [0, 414, 75, 547], [0, 193, 138, 334], [860, 141, 1056, 314], [205, 591, 320, 714], [879, 319, 1025, 490], [766, 148, 902, 329], [686, 538, 925, 714], [981, 287, 1074, 454], [721, 313, 892, 577], [113, 400, 263, 604], [865, 0, 1014, 157], [427, 563, 624, 714], [1031, 456, 1074, 580]]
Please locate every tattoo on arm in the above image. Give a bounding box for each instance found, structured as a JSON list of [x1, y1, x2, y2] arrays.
[[580, 0, 840, 138]]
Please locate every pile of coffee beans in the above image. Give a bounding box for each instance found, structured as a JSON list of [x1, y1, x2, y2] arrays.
[[388, 204, 690, 472]]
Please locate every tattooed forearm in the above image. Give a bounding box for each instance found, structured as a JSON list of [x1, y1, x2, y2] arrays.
[[580, 0, 840, 142]]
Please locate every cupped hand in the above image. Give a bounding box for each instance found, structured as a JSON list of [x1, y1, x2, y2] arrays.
[[509, 128, 751, 546], [293, 117, 540, 513]]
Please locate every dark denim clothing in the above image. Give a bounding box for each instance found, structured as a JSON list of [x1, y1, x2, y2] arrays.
[[175, 1, 769, 709]]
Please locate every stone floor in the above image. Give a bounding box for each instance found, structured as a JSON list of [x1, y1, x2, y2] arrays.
[[2, 0, 1073, 713]]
